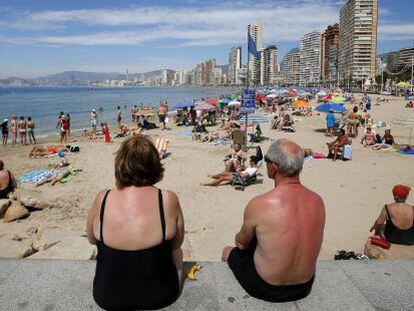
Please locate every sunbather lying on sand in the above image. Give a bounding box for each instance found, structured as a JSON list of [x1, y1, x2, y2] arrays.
[[202, 156, 258, 187], [48, 152, 69, 169], [36, 168, 71, 186], [28, 145, 68, 158]]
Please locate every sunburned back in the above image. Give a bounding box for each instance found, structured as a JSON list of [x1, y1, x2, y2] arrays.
[[254, 184, 325, 285], [93, 187, 177, 251], [387, 203, 414, 229]]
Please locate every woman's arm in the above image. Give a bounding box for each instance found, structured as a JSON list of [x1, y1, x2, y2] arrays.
[[10, 172, 17, 189], [86, 190, 106, 245], [370, 207, 388, 238]]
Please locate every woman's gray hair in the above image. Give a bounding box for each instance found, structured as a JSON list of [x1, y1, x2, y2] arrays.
[[265, 139, 304, 176]]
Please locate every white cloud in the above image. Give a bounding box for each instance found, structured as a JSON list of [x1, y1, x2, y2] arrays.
[[379, 23, 414, 41], [1, 2, 339, 46]]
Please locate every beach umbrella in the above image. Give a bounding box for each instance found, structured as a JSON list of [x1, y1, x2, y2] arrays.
[[172, 101, 194, 109], [316, 91, 327, 97], [195, 102, 211, 110], [206, 98, 219, 105], [331, 96, 346, 103], [396, 81, 410, 88], [266, 93, 278, 99], [293, 100, 311, 108], [219, 98, 231, 104], [228, 100, 241, 107], [316, 103, 346, 113], [256, 95, 266, 101]]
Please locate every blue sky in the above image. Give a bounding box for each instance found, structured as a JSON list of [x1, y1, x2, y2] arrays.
[[0, 0, 413, 78]]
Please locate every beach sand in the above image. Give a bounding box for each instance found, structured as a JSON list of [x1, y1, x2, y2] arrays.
[[0, 94, 413, 260]]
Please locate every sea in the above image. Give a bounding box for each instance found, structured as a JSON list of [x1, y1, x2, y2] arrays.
[[0, 86, 237, 136]]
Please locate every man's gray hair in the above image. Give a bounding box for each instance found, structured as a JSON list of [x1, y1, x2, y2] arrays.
[[265, 139, 304, 176]]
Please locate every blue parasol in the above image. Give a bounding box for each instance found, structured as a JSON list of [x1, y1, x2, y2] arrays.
[[316, 103, 346, 113]]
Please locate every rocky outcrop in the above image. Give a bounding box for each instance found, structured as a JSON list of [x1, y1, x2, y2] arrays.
[[11, 188, 54, 210], [29, 236, 97, 260], [32, 226, 75, 251], [3, 202, 30, 223], [0, 199, 11, 218], [0, 240, 34, 258]]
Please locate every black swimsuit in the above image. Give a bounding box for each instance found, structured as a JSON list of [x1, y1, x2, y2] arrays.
[[93, 189, 180, 311], [0, 171, 14, 199], [384, 205, 414, 246], [228, 237, 314, 303]]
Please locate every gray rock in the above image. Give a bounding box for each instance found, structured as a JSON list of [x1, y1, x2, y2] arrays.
[[0, 240, 34, 258], [0, 199, 11, 218], [3, 201, 30, 223], [29, 236, 97, 260], [12, 187, 53, 210], [32, 226, 76, 251]]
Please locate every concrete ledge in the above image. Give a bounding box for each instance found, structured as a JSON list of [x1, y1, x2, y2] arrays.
[[0, 259, 413, 310]]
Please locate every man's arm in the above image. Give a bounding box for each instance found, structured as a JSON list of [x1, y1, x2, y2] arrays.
[[235, 201, 257, 250]]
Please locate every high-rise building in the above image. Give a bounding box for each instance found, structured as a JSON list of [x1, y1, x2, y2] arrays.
[[161, 69, 168, 85], [247, 23, 263, 85], [386, 52, 399, 72], [261, 45, 278, 85], [300, 31, 322, 85], [338, 0, 378, 82], [397, 47, 414, 68], [229, 46, 242, 85], [321, 24, 339, 81], [193, 59, 218, 86], [282, 48, 300, 85]]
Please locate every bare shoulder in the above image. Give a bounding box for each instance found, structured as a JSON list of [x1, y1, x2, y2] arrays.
[[246, 190, 282, 214], [161, 189, 181, 210]]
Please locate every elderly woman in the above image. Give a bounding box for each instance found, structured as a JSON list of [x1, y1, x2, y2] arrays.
[[87, 136, 184, 310], [370, 185, 414, 246]]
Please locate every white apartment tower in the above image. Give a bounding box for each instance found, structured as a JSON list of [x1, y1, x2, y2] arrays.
[[261, 45, 278, 85], [229, 46, 242, 85], [247, 23, 263, 86], [338, 0, 378, 82], [300, 31, 322, 85]]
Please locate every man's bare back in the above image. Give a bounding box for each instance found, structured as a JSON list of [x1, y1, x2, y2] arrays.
[[251, 182, 325, 285]]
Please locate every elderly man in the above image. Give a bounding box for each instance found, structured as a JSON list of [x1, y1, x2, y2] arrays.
[[222, 139, 325, 302]]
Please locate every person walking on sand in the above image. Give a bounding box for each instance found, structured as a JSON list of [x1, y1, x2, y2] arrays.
[[10, 115, 17, 147], [157, 103, 168, 130], [117, 106, 122, 128], [90, 109, 98, 132], [19, 116, 27, 145], [60, 115, 70, 144], [56, 111, 64, 131], [222, 139, 325, 303], [1, 119, 9, 147], [27, 117, 36, 144]]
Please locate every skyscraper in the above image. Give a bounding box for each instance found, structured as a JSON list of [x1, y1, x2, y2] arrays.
[[338, 0, 378, 82], [321, 24, 339, 82], [229, 46, 242, 85], [261, 45, 278, 86], [282, 48, 300, 85], [247, 23, 263, 86], [300, 31, 322, 85]]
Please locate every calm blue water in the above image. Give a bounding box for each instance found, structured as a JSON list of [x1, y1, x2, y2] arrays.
[[0, 86, 235, 136]]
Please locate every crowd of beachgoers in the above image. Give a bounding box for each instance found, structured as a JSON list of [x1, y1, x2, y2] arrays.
[[0, 86, 413, 309]]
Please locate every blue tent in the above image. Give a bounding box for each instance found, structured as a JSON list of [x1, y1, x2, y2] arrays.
[[316, 103, 346, 113], [172, 101, 194, 109]]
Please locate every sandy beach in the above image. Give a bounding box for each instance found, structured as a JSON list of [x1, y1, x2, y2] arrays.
[[0, 94, 413, 261]]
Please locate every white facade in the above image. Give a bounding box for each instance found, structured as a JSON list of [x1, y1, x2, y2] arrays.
[[338, 0, 378, 81], [161, 69, 168, 85], [229, 46, 242, 85], [261, 45, 278, 85], [282, 48, 300, 85], [300, 31, 322, 84]]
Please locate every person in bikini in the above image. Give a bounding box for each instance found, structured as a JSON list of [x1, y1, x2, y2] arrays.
[[28, 145, 68, 158], [1, 119, 8, 147], [27, 117, 36, 144], [327, 129, 349, 161], [201, 156, 258, 187], [10, 115, 17, 147], [225, 144, 247, 172], [222, 139, 325, 302], [360, 126, 376, 147], [0, 160, 17, 199], [19, 116, 27, 146]]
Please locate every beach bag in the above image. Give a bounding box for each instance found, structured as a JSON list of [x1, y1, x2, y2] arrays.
[[343, 145, 352, 160], [370, 236, 391, 250]]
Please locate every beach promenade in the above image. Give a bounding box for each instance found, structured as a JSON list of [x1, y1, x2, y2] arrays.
[[1, 259, 414, 310]]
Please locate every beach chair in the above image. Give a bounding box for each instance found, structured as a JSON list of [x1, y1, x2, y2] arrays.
[[231, 146, 263, 191], [337, 140, 353, 161], [155, 138, 170, 159]]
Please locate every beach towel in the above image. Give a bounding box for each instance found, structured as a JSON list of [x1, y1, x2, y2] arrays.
[[398, 150, 414, 155], [18, 170, 55, 184], [174, 131, 194, 136], [312, 153, 325, 159], [59, 166, 82, 183]]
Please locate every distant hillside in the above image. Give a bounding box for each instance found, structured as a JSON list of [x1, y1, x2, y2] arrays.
[[0, 77, 34, 86], [37, 71, 122, 81]]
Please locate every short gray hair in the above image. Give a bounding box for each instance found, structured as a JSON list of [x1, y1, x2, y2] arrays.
[[265, 139, 304, 176]]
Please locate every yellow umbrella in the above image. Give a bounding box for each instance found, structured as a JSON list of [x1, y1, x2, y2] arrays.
[[396, 81, 410, 88], [331, 96, 346, 103], [292, 100, 310, 108]]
